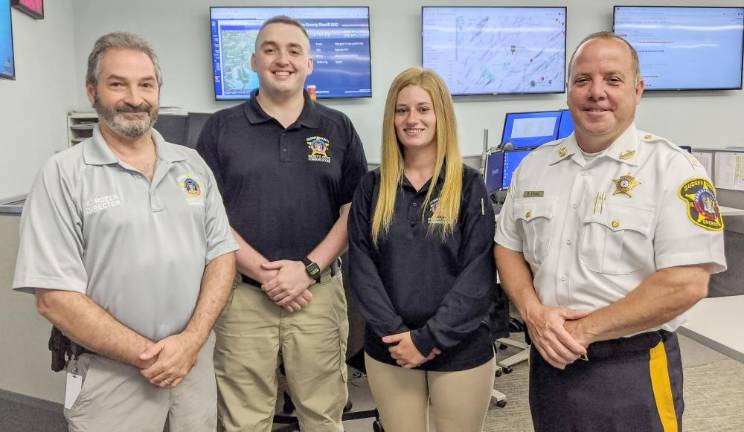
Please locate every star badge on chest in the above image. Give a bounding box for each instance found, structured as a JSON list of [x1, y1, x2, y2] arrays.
[[613, 174, 640, 197]]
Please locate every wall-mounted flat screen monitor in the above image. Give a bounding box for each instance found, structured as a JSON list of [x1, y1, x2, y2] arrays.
[[0, 0, 14, 80], [422, 6, 566, 96], [557, 109, 574, 139], [613, 6, 744, 91], [210, 7, 371, 100], [484, 151, 505, 195], [501, 110, 562, 148], [502, 149, 532, 189]]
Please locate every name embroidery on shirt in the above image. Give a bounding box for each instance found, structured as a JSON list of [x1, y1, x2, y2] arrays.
[[679, 178, 724, 231], [306, 136, 331, 164], [178, 175, 204, 206], [84, 194, 122, 215], [427, 198, 447, 225]]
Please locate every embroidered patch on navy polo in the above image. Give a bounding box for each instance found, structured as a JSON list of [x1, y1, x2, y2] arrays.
[[306, 136, 331, 163]]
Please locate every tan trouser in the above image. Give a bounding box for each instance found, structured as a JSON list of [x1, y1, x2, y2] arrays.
[[65, 333, 217, 432], [365, 353, 496, 432], [214, 272, 349, 432]]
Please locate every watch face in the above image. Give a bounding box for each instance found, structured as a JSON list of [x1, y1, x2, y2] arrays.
[[306, 262, 321, 278]]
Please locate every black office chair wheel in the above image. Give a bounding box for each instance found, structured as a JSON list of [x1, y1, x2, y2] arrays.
[[495, 400, 507, 408], [344, 399, 353, 412], [503, 366, 513, 374], [373, 420, 385, 432], [494, 368, 503, 377], [499, 343, 508, 351]]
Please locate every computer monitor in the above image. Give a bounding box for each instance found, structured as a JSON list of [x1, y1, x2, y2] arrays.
[[614, 6, 744, 91], [502, 150, 532, 189], [0, 0, 14, 80], [484, 151, 505, 195], [210, 7, 372, 100], [557, 109, 574, 139], [501, 111, 562, 149]]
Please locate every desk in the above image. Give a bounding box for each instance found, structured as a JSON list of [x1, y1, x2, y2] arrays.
[[679, 295, 744, 363]]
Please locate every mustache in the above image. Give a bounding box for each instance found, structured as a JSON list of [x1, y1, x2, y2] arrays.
[[115, 102, 153, 114]]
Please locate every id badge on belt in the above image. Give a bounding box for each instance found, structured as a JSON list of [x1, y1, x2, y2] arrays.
[[64, 358, 83, 409]]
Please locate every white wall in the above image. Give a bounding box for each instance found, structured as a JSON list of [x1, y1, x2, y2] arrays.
[[68, 0, 744, 165], [0, 0, 76, 201]]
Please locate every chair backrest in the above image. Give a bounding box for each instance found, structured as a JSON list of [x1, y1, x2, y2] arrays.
[[153, 114, 188, 146], [185, 112, 212, 149]]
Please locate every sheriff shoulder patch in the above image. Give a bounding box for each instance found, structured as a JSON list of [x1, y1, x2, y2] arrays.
[[678, 178, 724, 231]]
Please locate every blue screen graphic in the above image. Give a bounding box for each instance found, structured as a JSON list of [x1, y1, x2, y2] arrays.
[[614, 7, 744, 90], [0, 0, 14, 79], [557, 109, 574, 139], [502, 111, 562, 148], [210, 7, 371, 100], [485, 151, 505, 194], [502, 150, 532, 189]]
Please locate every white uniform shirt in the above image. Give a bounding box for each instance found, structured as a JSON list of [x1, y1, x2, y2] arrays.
[[495, 124, 726, 332]]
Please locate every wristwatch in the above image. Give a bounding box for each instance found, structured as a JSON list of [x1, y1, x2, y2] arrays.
[[301, 257, 321, 282]]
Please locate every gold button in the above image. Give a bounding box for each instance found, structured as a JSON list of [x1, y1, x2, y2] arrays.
[[525, 211, 532, 219], [611, 219, 620, 228], [643, 134, 653, 141]]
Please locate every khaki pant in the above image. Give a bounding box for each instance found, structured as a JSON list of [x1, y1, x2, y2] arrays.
[[65, 333, 217, 432], [214, 272, 349, 432], [365, 353, 496, 432]]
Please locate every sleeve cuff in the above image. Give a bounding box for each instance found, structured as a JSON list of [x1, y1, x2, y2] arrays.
[[206, 240, 240, 264], [411, 327, 437, 356], [494, 232, 522, 252], [656, 252, 727, 274], [12, 275, 87, 295]]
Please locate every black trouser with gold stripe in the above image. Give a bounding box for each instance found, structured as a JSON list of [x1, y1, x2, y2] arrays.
[[530, 330, 683, 432]]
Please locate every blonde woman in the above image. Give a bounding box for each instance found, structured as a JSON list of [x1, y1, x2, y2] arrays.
[[348, 67, 499, 432]]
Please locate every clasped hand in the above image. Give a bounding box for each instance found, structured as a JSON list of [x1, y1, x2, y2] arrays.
[[524, 304, 591, 369], [139, 332, 202, 388], [383, 331, 441, 369], [261, 261, 315, 312]]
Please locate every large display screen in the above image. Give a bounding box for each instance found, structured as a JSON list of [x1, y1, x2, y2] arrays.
[[0, 0, 14, 80], [614, 6, 744, 91], [210, 7, 371, 100], [422, 6, 566, 96]]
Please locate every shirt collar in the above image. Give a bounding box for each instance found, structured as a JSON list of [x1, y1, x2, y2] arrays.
[[83, 124, 185, 166], [243, 89, 321, 129], [549, 123, 640, 167], [400, 167, 447, 193]]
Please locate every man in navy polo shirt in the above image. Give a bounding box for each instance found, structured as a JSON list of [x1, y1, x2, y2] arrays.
[[197, 15, 367, 432]]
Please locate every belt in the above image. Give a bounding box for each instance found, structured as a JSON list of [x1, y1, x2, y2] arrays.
[[583, 330, 671, 361], [241, 258, 341, 287]]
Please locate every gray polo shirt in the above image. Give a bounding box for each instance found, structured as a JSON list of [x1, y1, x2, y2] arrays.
[[13, 126, 238, 341]]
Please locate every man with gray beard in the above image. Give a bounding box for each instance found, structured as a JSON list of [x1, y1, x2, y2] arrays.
[[12, 32, 238, 432]]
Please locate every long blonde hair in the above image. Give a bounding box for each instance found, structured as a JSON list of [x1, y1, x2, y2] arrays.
[[371, 67, 463, 244]]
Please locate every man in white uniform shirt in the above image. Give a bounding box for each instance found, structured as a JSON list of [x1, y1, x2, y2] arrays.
[[495, 31, 726, 432]]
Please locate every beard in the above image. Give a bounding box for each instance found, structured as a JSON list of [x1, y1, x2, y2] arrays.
[[93, 96, 159, 139]]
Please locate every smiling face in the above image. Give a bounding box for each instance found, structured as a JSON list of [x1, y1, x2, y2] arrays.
[[86, 48, 159, 139], [567, 37, 644, 152], [394, 84, 437, 152], [251, 22, 313, 98]]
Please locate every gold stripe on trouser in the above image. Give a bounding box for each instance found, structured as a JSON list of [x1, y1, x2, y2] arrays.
[[649, 341, 679, 432], [364, 353, 495, 432]]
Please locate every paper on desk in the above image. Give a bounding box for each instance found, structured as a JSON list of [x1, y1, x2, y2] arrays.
[[714, 152, 744, 191], [692, 152, 713, 177]]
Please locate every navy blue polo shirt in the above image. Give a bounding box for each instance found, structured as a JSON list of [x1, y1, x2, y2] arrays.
[[348, 165, 496, 371], [196, 90, 367, 267]]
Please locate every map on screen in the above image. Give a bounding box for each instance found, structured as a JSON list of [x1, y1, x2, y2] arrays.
[[422, 7, 566, 95], [1, 0, 14, 79], [211, 7, 371, 100]]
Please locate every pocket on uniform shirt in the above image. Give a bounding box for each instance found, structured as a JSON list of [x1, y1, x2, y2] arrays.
[[514, 199, 555, 266], [579, 203, 654, 275]]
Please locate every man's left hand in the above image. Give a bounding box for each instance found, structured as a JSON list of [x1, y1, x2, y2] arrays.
[[261, 260, 315, 305], [139, 332, 202, 388], [564, 318, 593, 350]]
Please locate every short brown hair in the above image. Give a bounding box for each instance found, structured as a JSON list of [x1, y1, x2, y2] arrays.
[[257, 15, 310, 46], [86, 32, 162, 87], [568, 31, 641, 84]]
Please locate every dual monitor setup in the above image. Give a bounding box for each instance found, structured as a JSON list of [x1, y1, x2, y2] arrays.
[[485, 110, 574, 197], [206, 6, 744, 101]]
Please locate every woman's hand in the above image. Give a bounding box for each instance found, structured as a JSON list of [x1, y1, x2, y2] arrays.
[[382, 331, 441, 368]]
